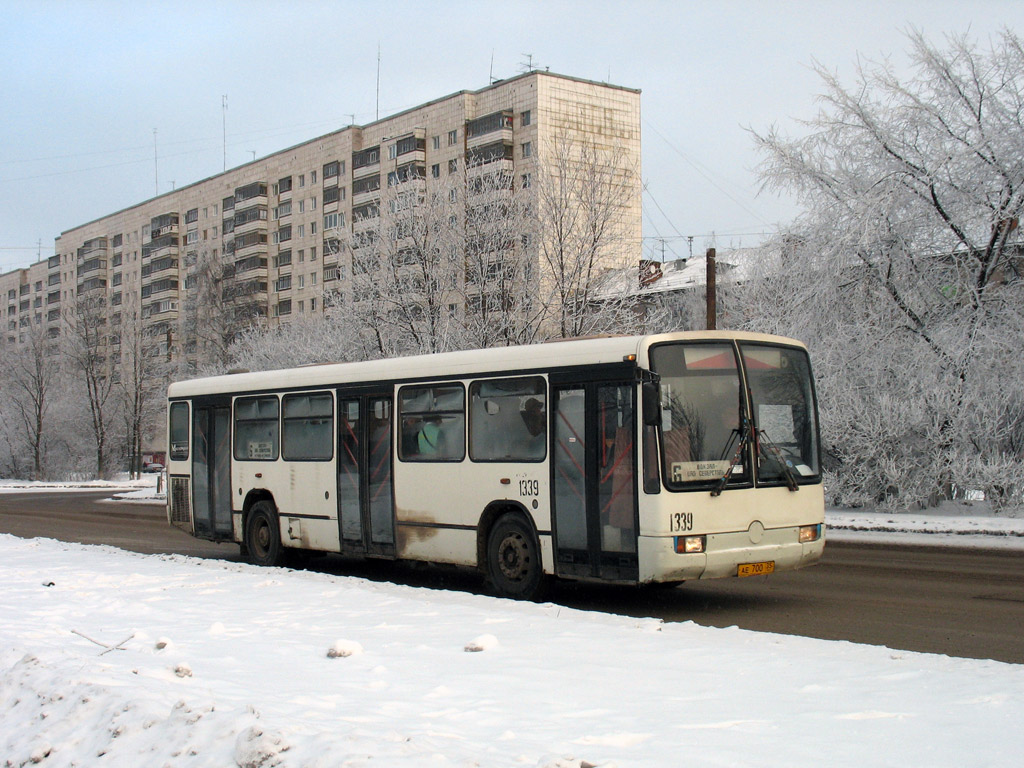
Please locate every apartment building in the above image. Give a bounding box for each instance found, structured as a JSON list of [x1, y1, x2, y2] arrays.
[[1, 71, 641, 367]]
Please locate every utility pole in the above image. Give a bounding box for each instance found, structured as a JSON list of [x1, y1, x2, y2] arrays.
[[706, 247, 717, 330]]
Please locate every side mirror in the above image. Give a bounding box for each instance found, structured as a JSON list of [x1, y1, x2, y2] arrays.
[[642, 382, 661, 426]]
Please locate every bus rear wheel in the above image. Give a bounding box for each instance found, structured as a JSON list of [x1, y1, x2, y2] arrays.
[[245, 501, 283, 567], [486, 513, 545, 600]]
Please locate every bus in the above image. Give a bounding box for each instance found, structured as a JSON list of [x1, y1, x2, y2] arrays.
[[166, 331, 824, 598]]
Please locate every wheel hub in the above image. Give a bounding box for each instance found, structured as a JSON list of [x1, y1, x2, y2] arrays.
[[498, 533, 527, 581]]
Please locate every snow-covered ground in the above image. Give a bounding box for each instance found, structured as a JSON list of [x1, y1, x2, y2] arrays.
[[1, 478, 1023, 766]]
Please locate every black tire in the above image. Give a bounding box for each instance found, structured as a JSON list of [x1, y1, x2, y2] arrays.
[[486, 513, 545, 600], [245, 501, 283, 567]]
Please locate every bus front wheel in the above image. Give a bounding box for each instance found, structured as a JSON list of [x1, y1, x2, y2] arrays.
[[245, 501, 283, 567], [486, 513, 545, 600]]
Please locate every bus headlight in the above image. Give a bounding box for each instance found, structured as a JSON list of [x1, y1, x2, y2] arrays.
[[799, 524, 821, 543], [675, 535, 706, 554]]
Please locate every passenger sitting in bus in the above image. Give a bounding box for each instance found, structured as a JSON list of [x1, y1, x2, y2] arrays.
[[417, 417, 442, 455]]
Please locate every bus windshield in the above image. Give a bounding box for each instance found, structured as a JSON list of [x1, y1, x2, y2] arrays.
[[650, 343, 747, 490], [740, 343, 819, 483]]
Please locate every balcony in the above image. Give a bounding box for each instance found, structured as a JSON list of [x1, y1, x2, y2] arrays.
[[48, 255, 61, 270], [142, 299, 178, 319], [389, 132, 426, 166], [234, 205, 269, 234], [230, 254, 268, 279], [352, 145, 380, 176], [466, 140, 514, 167], [222, 278, 268, 302], [77, 237, 108, 259], [142, 234, 179, 259], [235, 181, 268, 205], [141, 257, 178, 279], [466, 111, 513, 150], [352, 172, 381, 207], [232, 230, 268, 256], [141, 278, 179, 299], [78, 276, 107, 294], [150, 213, 179, 239], [78, 257, 107, 276]]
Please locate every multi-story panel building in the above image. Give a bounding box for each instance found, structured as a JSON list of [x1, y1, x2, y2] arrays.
[[1, 71, 641, 366]]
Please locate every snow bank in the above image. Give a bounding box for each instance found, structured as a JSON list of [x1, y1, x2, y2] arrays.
[[1, 534, 1022, 767]]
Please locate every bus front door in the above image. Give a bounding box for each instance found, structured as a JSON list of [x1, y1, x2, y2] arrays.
[[337, 390, 396, 556], [191, 399, 233, 540], [551, 380, 639, 582]]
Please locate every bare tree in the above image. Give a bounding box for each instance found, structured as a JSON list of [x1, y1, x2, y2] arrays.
[[0, 324, 60, 479], [65, 293, 118, 478], [534, 132, 640, 338], [342, 169, 463, 357], [114, 294, 167, 478], [750, 29, 1024, 508], [456, 161, 543, 347]]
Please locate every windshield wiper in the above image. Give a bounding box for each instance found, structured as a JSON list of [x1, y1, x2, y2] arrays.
[[756, 429, 799, 492], [711, 412, 753, 497]]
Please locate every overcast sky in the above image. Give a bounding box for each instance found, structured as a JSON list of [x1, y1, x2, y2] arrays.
[[2, 0, 1022, 273]]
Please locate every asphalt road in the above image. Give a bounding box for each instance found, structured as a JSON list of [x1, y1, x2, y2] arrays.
[[2, 490, 1022, 664]]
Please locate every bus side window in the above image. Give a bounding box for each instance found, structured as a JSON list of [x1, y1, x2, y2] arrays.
[[169, 402, 190, 461], [398, 385, 465, 462], [282, 392, 333, 461], [469, 376, 546, 462], [234, 396, 280, 461]]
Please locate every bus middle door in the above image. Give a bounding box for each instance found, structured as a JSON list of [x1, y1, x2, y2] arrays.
[[550, 373, 639, 582], [336, 387, 396, 557]]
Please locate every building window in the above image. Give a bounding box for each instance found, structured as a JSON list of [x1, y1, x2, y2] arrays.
[[431, 164, 440, 178], [521, 110, 531, 126], [388, 144, 398, 160], [448, 159, 457, 175], [311, 170, 317, 184], [279, 176, 293, 193], [299, 174, 305, 188], [432, 136, 440, 150], [448, 129, 458, 146], [522, 173, 531, 189], [521, 141, 532, 158]]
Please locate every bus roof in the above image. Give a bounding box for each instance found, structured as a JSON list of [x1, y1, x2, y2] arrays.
[[168, 330, 805, 399]]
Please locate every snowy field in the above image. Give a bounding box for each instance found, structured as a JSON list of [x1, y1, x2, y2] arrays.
[[1, 478, 1023, 766]]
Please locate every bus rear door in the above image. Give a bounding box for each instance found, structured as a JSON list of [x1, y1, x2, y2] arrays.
[[191, 397, 233, 539]]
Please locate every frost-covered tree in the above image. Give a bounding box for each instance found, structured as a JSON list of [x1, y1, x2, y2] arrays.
[[114, 295, 167, 478], [0, 325, 59, 479], [534, 132, 640, 338], [64, 294, 119, 478], [750, 29, 1024, 508]]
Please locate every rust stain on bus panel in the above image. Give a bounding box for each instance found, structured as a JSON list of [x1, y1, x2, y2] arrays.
[[394, 510, 440, 557]]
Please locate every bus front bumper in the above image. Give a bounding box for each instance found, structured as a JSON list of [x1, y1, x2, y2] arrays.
[[637, 526, 825, 584]]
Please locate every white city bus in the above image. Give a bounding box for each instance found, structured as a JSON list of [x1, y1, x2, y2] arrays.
[[167, 331, 824, 598]]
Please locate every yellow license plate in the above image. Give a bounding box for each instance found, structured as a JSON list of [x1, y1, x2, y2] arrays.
[[737, 561, 775, 577]]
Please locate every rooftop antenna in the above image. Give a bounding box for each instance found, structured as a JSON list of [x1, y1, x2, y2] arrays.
[[489, 49, 495, 83], [520, 53, 534, 73], [376, 42, 381, 121], [222, 94, 228, 171], [347, 113, 355, 127], [153, 128, 159, 197]]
